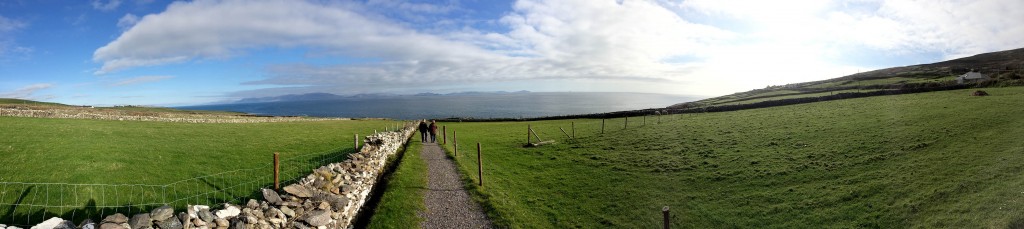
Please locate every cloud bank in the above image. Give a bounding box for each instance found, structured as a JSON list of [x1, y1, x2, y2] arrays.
[[1, 83, 52, 99], [93, 0, 1024, 97]]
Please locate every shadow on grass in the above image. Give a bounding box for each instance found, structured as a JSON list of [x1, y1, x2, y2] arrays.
[[0, 148, 363, 227]]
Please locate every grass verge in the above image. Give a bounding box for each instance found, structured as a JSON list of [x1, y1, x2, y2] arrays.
[[367, 132, 428, 229]]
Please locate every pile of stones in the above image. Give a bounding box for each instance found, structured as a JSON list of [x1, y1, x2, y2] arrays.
[[11, 124, 414, 229]]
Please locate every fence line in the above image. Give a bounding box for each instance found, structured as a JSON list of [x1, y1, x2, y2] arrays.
[[0, 140, 374, 227]]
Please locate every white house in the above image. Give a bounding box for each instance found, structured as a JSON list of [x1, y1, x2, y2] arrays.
[[957, 71, 990, 84]]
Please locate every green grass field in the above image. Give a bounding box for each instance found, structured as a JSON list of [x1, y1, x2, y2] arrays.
[[412, 87, 1024, 228], [368, 132, 428, 229], [0, 117, 400, 225]]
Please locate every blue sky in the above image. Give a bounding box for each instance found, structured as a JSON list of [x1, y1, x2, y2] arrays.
[[1, 0, 1022, 106]]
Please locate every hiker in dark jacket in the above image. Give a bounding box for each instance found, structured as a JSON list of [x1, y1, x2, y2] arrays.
[[429, 120, 438, 143], [418, 121, 429, 142]]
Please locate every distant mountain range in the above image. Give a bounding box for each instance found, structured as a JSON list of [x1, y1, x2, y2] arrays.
[[234, 90, 531, 104]]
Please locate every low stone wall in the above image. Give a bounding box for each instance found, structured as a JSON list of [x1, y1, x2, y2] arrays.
[[0, 107, 347, 123], [3, 124, 414, 229]]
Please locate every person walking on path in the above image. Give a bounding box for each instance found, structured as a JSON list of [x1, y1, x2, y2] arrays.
[[418, 121, 429, 143], [429, 120, 438, 143]]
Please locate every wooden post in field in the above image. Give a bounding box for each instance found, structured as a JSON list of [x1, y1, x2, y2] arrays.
[[571, 122, 575, 138], [662, 206, 670, 229], [625, 116, 628, 129], [601, 119, 605, 134], [354, 134, 358, 150], [443, 126, 447, 145], [527, 124, 531, 144], [477, 143, 483, 186], [273, 153, 280, 190], [453, 130, 458, 157]]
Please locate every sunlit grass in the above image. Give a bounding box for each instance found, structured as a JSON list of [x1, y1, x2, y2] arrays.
[[425, 87, 1024, 228]]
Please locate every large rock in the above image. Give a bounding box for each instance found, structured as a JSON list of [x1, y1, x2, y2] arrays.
[[30, 217, 74, 229], [278, 207, 294, 218], [228, 219, 246, 229], [260, 189, 282, 205], [154, 217, 182, 229], [214, 205, 240, 219], [98, 223, 127, 229], [128, 214, 152, 229], [213, 219, 229, 228], [150, 205, 175, 222], [102, 214, 129, 224], [245, 200, 259, 210], [301, 211, 331, 227], [79, 219, 96, 229], [196, 208, 214, 223], [282, 185, 312, 198]]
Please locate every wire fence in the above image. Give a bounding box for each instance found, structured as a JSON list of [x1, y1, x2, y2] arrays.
[[0, 146, 355, 227]]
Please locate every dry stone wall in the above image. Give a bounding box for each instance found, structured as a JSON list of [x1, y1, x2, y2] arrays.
[[0, 106, 346, 123], [3, 124, 415, 229]]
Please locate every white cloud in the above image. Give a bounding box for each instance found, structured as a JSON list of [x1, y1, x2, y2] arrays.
[[0, 15, 25, 32], [92, 0, 122, 11], [0, 14, 28, 59], [112, 75, 174, 86], [0, 83, 53, 99], [93, 0, 495, 74], [117, 14, 139, 30], [94, 0, 1024, 98]]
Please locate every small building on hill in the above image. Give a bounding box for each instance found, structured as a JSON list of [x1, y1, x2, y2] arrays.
[[957, 71, 990, 84]]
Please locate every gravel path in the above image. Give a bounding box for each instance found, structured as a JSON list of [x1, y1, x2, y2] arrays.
[[418, 142, 492, 229]]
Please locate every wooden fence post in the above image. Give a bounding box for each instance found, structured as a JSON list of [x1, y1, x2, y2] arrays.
[[625, 116, 629, 129], [601, 119, 605, 134], [273, 153, 280, 190], [571, 122, 575, 138], [477, 143, 483, 186], [453, 130, 458, 157], [443, 126, 447, 145], [527, 124, 531, 144], [354, 134, 358, 150], [663, 206, 670, 229], [559, 127, 571, 139]]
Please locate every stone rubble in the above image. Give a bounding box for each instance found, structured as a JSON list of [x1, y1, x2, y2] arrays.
[[22, 123, 413, 229]]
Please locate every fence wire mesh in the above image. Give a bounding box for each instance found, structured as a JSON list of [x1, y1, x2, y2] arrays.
[[0, 146, 355, 227]]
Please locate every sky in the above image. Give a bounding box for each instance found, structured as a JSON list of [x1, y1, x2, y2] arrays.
[[0, 0, 1022, 106]]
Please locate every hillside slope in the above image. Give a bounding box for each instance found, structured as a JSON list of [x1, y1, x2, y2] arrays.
[[674, 47, 1024, 108]]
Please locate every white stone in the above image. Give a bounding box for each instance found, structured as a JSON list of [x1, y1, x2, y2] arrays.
[[190, 205, 210, 218], [214, 204, 240, 219], [30, 217, 65, 229]]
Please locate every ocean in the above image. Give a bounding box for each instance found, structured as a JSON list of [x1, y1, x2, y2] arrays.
[[180, 92, 698, 120]]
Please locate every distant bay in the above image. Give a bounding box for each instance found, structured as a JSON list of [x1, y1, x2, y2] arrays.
[[179, 92, 699, 120]]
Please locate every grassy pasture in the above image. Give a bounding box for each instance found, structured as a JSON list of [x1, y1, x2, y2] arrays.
[[423, 87, 1024, 228], [0, 117, 398, 225]]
